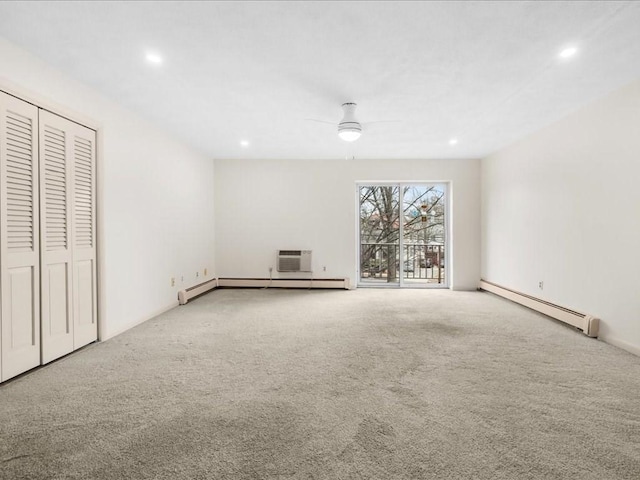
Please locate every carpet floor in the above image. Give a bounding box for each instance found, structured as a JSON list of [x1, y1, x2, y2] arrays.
[[1, 288, 639, 479]]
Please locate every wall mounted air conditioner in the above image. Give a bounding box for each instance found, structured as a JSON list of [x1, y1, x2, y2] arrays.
[[277, 250, 312, 272]]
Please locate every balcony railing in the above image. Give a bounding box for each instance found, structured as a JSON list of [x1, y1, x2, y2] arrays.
[[360, 242, 445, 283]]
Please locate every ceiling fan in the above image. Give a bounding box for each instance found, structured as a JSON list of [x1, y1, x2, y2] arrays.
[[306, 102, 396, 143]]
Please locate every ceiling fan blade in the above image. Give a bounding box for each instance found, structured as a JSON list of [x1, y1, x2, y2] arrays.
[[304, 118, 335, 125], [361, 120, 402, 126]]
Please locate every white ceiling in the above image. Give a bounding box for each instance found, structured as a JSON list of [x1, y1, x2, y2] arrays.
[[1, 1, 640, 160]]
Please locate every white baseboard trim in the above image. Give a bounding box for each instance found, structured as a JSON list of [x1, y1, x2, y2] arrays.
[[599, 335, 640, 357], [174, 277, 351, 305], [479, 279, 599, 338], [178, 278, 219, 305], [102, 301, 179, 341], [217, 277, 350, 290]]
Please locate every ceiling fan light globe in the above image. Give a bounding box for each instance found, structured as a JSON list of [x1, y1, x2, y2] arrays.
[[338, 130, 362, 142]]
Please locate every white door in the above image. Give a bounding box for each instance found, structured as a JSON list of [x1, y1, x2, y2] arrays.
[[40, 111, 97, 357], [0, 92, 41, 381], [39, 111, 74, 363], [71, 123, 97, 349]]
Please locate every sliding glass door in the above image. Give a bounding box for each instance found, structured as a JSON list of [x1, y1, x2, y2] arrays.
[[359, 185, 401, 285], [358, 183, 447, 287]]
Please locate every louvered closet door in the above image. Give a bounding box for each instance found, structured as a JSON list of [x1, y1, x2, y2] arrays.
[[0, 92, 40, 382], [39, 112, 97, 358], [39, 111, 74, 363], [70, 122, 97, 348]]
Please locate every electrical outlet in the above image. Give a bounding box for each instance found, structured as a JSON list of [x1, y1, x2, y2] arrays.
[[323, 266, 326, 272], [269, 266, 273, 273], [181, 275, 184, 283], [204, 268, 208, 276], [538, 281, 544, 290], [170, 277, 175, 287], [196, 272, 199, 278]]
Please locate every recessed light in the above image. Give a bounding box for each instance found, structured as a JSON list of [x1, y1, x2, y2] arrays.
[[449, 138, 458, 146], [145, 52, 163, 65], [240, 140, 250, 147], [559, 46, 577, 59]]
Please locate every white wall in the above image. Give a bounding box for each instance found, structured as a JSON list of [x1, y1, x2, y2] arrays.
[[0, 37, 216, 339], [214, 158, 480, 290], [481, 79, 640, 354]]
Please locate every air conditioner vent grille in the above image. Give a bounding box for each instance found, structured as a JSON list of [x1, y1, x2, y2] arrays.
[[279, 250, 302, 256], [279, 257, 301, 272]]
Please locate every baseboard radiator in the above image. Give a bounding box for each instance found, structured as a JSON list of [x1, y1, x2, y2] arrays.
[[178, 277, 350, 305], [479, 280, 599, 338], [218, 277, 350, 290], [178, 279, 219, 305]]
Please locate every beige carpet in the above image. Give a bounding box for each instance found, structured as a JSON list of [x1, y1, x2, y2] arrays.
[[1, 288, 639, 479]]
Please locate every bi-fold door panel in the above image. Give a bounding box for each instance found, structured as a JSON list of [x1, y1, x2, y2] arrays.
[[39, 111, 74, 363], [0, 92, 41, 382], [39, 111, 98, 362], [71, 128, 97, 349]]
